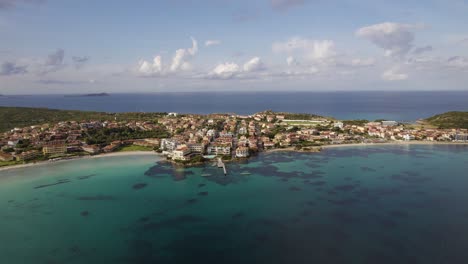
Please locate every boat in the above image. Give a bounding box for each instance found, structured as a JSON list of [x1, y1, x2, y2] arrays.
[[240, 172, 251, 175], [201, 174, 211, 177]]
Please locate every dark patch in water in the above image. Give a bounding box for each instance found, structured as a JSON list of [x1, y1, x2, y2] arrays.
[[132, 183, 148, 190], [69, 245, 81, 254], [289, 186, 301, 191], [7, 200, 14, 203], [77, 195, 115, 201], [186, 198, 198, 204], [389, 210, 408, 218], [139, 216, 150, 223], [34, 179, 71, 189], [334, 184, 356, 192], [306, 201, 316, 206], [232, 212, 244, 219], [310, 181, 326, 186], [143, 215, 206, 231], [80, 211, 89, 217], [198, 191, 209, 196], [198, 183, 206, 188], [76, 174, 96, 180], [391, 171, 431, 184], [330, 211, 356, 223], [328, 198, 359, 206], [360, 166, 376, 172]]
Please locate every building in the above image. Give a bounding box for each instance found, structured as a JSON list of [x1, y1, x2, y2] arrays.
[[382, 121, 398, 127], [207, 144, 231, 155], [188, 143, 205, 154], [334, 122, 344, 129], [160, 139, 178, 151], [103, 142, 120, 153], [172, 145, 191, 161], [17, 150, 40, 161], [403, 134, 415, 141], [0, 152, 14, 161], [454, 133, 468, 142], [82, 145, 101, 154], [42, 141, 67, 155], [235, 146, 249, 158]]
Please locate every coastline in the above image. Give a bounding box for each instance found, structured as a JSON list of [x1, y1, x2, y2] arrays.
[[0, 151, 161, 172], [1, 141, 467, 172]]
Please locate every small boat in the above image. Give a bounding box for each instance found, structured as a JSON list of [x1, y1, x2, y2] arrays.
[[201, 174, 211, 177], [240, 172, 251, 175]]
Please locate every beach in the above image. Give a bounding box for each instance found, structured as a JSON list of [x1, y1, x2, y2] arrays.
[[0, 151, 161, 172]]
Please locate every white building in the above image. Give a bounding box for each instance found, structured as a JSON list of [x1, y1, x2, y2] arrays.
[[235, 147, 249, 158], [160, 139, 178, 151], [207, 144, 231, 155], [403, 134, 415, 141], [172, 145, 191, 161]]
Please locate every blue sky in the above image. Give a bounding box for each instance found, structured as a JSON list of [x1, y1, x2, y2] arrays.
[[1, 0, 468, 94]]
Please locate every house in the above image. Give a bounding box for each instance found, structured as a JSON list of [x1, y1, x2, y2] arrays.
[[0, 152, 14, 161], [235, 147, 249, 158], [207, 144, 231, 155], [16, 150, 40, 161], [82, 145, 101, 154], [188, 143, 205, 154], [382, 121, 398, 127], [160, 139, 178, 151], [403, 134, 415, 141]]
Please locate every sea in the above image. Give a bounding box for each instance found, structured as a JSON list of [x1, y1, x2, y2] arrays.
[[1, 91, 468, 121], [1, 145, 468, 264]]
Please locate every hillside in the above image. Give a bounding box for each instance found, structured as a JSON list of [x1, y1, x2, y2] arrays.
[[424, 111, 468, 129], [0, 107, 166, 132]]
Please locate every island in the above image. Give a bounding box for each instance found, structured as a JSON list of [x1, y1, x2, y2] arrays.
[[64, 93, 110, 97], [0, 106, 467, 169]]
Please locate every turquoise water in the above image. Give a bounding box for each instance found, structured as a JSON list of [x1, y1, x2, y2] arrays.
[[1, 145, 468, 263]]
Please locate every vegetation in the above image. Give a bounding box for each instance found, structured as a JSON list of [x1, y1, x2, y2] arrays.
[[84, 127, 169, 145], [0, 106, 167, 132], [343, 120, 369, 126], [117, 145, 154, 152], [283, 113, 324, 120], [424, 111, 468, 129]]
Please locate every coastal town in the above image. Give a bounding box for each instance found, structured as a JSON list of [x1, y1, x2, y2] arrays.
[[0, 111, 467, 167]]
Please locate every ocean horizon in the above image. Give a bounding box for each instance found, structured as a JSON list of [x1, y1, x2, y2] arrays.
[[1, 91, 467, 121]]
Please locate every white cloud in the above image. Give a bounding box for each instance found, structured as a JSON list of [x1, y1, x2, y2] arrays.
[[137, 37, 198, 77], [208, 57, 266, 79], [210, 62, 240, 79], [170, 37, 198, 72], [447, 56, 468, 68], [138, 55, 163, 76], [243, 57, 264, 72], [356, 22, 421, 58], [205, 40, 221, 47], [382, 67, 408, 81], [286, 56, 298, 66], [272, 37, 336, 61]]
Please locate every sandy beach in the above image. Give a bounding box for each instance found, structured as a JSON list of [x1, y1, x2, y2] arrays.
[[0, 151, 161, 172]]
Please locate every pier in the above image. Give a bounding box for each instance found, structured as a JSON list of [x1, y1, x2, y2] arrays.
[[217, 158, 227, 175]]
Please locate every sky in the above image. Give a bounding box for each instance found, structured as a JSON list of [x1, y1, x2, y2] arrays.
[[0, 0, 468, 94]]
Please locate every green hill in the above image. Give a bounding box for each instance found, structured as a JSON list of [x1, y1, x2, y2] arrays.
[[0, 107, 166, 132], [425, 111, 468, 129]]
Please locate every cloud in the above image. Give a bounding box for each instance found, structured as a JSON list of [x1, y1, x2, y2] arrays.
[[45, 48, 64, 66], [243, 57, 264, 72], [170, 37, 198, 72], [205, 40, 221, 47], [270, 0, 305, 11], [138, 56, 163, 76], [137, 37, 198, 77], [72, 56, 90, 69], [208, 57, 266, 79], [350, 58, 375, 67], [382, 67, 408, 81], [286, 56, 299, 66], [0, 0, 45, 9], [447, 56, 468, 68], [356, 22, 421, 58], [37, 79, 96, 85], [0, 61, 27, 75], [272, 38, 336, 61], [412, 45, 433, 55]]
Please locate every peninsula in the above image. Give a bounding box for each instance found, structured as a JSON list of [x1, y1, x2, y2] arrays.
[[0, 107, 467, 168]]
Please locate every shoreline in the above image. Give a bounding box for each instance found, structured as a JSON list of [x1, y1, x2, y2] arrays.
[[0, 151, 161, 172], [1, 141, 467, 172]]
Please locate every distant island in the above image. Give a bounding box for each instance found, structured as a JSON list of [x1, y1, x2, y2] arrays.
[[64, 93, 110, 97], [0, 107, 467, 169]]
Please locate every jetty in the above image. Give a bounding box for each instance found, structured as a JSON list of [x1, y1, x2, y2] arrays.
[[217, 158, 227, 175]]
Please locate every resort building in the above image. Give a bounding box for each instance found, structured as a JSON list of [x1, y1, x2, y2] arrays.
[[235, 146, 249, 158], [160, 139, 178, 151], [172, 145, 191, 161], [454, 133, 468, 142], [382, 121, 398, 127], [82, 145, 101, 154], [188, 143, 205, 154], [207, 143, 231, 155], [42, 140, 67, 155]]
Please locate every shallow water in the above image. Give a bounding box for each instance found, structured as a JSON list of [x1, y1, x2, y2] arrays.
[[1, 145, 467, 264]]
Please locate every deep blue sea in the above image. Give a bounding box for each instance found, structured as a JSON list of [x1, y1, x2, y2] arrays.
[[1, 91, 467, 121]]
